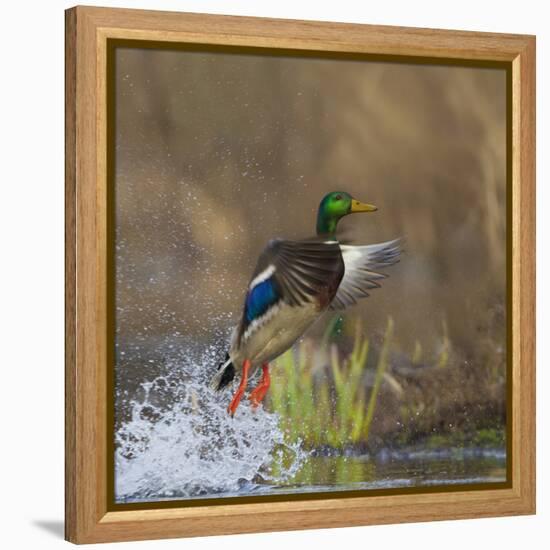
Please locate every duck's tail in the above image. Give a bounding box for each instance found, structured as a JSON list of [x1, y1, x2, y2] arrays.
[[209, 353, 236, 391]]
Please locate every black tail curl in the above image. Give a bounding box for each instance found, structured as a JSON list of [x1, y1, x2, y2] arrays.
[[212, 352, 235, 391]]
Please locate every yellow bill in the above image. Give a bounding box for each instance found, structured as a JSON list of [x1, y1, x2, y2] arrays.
[[351, 199, 378, 213]]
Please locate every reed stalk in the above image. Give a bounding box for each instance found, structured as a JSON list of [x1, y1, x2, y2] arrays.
[[363, 317, 394, 442]]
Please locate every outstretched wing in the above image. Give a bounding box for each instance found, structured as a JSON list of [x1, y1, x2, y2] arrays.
[[329, 238, 401, 310], [236, 238, 345, 342]]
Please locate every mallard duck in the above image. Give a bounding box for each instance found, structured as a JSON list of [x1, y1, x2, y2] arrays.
[[210, 191, 400, 415]]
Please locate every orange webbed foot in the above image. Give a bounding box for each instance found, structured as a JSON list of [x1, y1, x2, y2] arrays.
[[227, 359, 251, 416], [249, 364, 270, 409]]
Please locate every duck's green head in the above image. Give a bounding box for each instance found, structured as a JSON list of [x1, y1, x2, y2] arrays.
[[316, 191, 377, 236]]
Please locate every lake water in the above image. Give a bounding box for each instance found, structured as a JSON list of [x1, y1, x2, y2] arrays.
[[116, 448, 506, 503]]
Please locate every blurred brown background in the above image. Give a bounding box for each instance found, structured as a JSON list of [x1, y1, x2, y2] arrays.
[[114, 47, 507, 403]]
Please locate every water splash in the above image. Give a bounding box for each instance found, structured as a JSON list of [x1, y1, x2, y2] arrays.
[[114, 341, 307, 503]]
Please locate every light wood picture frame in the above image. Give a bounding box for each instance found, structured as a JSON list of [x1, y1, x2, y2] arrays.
[[65, 5, 535, 544]]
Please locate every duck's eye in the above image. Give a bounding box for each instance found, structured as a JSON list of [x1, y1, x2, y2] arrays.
[[334, 194, 342, 201]]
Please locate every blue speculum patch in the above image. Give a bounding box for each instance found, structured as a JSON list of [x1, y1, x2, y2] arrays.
[[245, 278, 278, 323]]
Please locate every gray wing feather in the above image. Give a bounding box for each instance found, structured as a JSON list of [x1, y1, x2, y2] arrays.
[[330, 238, 401, 310]]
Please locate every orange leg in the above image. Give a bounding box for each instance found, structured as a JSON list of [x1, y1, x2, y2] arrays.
[[227, 359, 251, 416], [249, 364, 270, 409]]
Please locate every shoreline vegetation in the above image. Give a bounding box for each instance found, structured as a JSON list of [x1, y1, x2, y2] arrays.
[[269, 316, 506, 453]]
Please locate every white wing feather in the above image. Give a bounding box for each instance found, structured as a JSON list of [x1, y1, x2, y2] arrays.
[[330, 238, 401, 310]]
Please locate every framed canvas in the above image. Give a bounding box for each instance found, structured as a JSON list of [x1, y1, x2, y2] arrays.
[[65, 5, 536, 544]]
